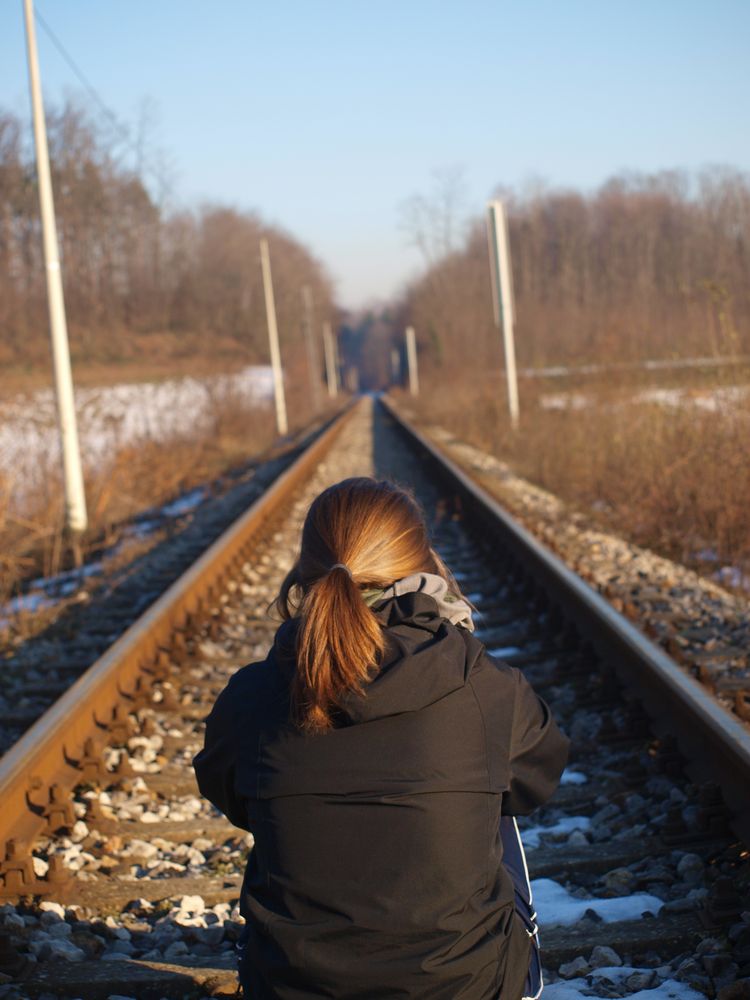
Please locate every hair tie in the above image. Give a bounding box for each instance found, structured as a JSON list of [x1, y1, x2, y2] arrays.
[[330, 563, 353, 578]]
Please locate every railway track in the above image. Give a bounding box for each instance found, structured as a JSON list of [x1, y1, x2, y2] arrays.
[[0, 396, 748, 1000], [0, 410, 342, 757]]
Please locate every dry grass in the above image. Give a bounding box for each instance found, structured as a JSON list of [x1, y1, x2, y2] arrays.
[[402, 367, 750, 580], [0, 352, 249, 399], [0, 383, 331, 606]]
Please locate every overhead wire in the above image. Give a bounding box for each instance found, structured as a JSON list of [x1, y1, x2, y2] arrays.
[[33, 5, 166, 190]]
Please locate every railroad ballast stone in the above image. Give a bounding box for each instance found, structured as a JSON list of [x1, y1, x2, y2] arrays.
[[1, 399, 747, 998], [411, 416, 750, 729]]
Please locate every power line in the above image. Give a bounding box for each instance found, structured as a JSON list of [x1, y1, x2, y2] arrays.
[[34, 7, 132, 149], [33, 5, 166, 190]]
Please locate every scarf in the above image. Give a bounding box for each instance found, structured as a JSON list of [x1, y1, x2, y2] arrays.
[[363, 572, 475, 633]]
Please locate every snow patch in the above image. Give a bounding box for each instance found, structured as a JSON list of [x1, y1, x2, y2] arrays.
[[560, 769, 588, 785], [0, 366, 274, 509], [487, 645, 523, 658], [532, 878, 662, 926], [522, 816, 591, 848], [543, 977, 704, 1000]]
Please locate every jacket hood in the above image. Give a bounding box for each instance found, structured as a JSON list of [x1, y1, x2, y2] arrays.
[[271, 592, 483, 726]]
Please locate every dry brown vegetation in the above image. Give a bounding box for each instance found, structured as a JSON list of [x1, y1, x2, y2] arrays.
[[371, 170, 750, 584], [395, 169, 750, 370], [0, 100, 336, 372], [0, 382, 335, 610], [0, 98, 341, 609], [401, 367, 750, 583]]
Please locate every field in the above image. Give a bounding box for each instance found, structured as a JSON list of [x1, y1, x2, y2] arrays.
[[0, 362, 318, 609], [401, 362, 750, 593]]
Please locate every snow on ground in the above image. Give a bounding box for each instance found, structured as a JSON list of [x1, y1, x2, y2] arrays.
[[634, 384, 750, 411], [538, 382, 750, 413], [532, 878, 663, 926], [0, 485, 211, 627], [560, 769, 588, 785], [0, 366, 274, 508], [487, 644, 523, 658], [544, 976, 704, 1000], [521, 817, 592, 849], [0, 559, 103, 624]]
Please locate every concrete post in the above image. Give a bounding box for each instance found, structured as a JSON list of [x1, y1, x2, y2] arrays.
[[24, 0, 88, 535], [486, 200, 520, 428], [259, 238, 288, 436]]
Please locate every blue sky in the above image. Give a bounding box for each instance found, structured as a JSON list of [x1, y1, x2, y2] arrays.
[[2, 1, 749, 307]]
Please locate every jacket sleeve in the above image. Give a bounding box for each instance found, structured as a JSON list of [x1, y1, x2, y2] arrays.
[[192, 674, 252, 831], [504, 666, 570, 816]]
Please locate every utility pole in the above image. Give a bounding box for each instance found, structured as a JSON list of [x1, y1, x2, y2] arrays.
[[259, 238, 288, 436], [301, 285, 322, 412], [486, 200, 520, 429], [323, 323, 338, 398], [405, 326, 419, 396], [23, 0, 88, 543]]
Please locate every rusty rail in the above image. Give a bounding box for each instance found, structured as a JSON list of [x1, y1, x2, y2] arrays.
[[381, 396, 750, 846], [0, 401, 359, 892]]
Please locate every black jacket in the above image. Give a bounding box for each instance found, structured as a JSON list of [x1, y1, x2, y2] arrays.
[[193, 592, 569, 999]]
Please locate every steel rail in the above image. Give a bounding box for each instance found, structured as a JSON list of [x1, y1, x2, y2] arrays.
[[0, 401, 359, 871], [380, 396, 750, 845]]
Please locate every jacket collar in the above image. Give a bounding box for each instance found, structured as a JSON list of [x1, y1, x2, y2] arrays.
[[270, 592, 480, 725]]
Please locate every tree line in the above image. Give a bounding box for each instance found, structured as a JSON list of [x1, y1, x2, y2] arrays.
[[0, 100, 335, 374], [395, 169, 750, 375]]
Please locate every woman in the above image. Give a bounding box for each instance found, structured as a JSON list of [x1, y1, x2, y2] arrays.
[[194, 477, 569, 999]]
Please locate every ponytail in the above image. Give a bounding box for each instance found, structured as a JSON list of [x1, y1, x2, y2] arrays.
[[293, 567, 384, 731], [273, 477, 449, 732]]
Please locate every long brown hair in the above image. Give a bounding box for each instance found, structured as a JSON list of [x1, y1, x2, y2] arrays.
[[274, 477, 451, 732]]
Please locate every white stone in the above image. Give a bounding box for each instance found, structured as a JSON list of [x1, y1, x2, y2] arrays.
[[176, 894, 205, 915], [70, 820, 89, 843], [590, 945, 623, 968], [128, 839, 159, 860], [32, 856, 49, 878], [39, 901, 66, 921], [559, 956, 590, 978]]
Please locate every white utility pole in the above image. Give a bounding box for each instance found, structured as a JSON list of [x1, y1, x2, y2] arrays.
[[301, 285, 322, 412], [23, 0, 88, 537], [259, 238, 288, 436], [405, 326, 419, 396], [323, 323, 338, 398], [486, 200, 520, 429]]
